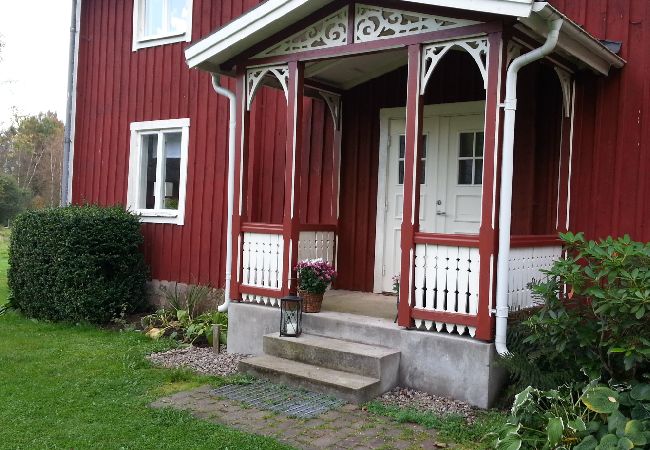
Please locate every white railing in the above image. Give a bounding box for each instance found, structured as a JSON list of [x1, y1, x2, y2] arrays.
[[297, 230, 336, 265], [413, 244, 480, 337], [507, 245, 563, 311], [241, 232, 284, 306]]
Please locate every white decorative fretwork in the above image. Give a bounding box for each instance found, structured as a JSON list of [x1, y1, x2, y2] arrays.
[[506, 41, 522, 67], [241, 232, 284, 306], [319, 91, 342, 130], [507, 245, 563, 311], [355, 4, 478, 43], [255, 7, 348, 58], [297, 231, 336, 265], [413, 244, 480, 337], [246, 65, 289, 110], [554, 67, 573, 118], [420, 38, 489, 94]]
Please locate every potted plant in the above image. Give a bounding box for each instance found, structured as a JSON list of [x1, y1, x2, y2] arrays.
[[295, 258, 337, 313]]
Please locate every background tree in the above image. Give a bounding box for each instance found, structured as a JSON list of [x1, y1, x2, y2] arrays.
[[0, 111, 64, 208]]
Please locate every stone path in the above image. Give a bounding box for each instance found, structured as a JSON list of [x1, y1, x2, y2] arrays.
[[151, 385, 443, 449]]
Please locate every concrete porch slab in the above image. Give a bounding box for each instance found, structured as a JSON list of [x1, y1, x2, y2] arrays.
[[322, 290, 397, 321], [228, 301, 506, 408]]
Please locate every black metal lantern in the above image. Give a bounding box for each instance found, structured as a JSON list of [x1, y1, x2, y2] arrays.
[[280, 294, 303, 337]]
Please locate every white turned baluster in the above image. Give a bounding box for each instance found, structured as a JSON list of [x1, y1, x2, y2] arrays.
[[444, 246, 458, 334], [456, 247, 470, 335], [424, 244, 436, 331], [434, 245, 447, 332], [467, 248, 480, 337], [414, 244, 426, 329]]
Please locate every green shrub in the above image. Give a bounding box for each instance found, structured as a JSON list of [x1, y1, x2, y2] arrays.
[[8, 205, 149, 323], [501, 232, 650, 392], [494, 381, 650, 450]]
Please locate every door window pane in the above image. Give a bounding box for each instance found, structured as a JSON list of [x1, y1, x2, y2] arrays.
[[458, 160, 473, 185], [458, 131, 484, 185], [397, 135, 426, 185]]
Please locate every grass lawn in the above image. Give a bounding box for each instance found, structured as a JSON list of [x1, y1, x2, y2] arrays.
[[0, 231, 290, 449]]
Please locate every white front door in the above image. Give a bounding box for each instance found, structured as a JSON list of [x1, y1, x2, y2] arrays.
[[374, 102, 485, 293]]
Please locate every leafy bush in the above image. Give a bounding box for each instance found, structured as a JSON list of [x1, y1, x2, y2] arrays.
[[494, 381, 650, 449], [8, 205, 149, 323], [142, 283, 227, 346], [502, 232, 650, 391]]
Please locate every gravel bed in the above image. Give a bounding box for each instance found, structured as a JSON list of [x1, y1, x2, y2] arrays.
[[147, 346, 246, 377], [377, 387, 478, 423]]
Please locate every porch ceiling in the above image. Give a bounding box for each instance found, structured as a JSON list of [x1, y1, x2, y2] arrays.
[[305, 49, 407, 90]]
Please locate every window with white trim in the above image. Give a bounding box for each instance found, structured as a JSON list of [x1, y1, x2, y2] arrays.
[[457, 131, 484, 185], [127, 119, 190, 225], [132, 0, 193, 51]]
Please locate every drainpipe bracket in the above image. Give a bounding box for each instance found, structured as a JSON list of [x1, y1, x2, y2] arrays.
[[495, 306, 510, 318], [500, 99, 517, 111]]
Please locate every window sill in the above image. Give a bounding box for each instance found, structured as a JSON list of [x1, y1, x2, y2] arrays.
[[135, 209, 184, 225], [132, 32, 190, 51]]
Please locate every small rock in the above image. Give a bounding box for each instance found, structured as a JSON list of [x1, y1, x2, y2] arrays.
[[378, 386, 478, 423]]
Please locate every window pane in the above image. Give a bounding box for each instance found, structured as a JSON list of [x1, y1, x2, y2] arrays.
[[163, 132, 182, 210], [141, 134, 158, 209], [459, 133, 474, 157], [398, 161, 405, 185], [475, 132, 484, 157], [458, 159, 473, 185], [168, 0, 189, 34], [474, 159, 483, 185], [399, 136, 405, 159], [143, 0, 164, 37]]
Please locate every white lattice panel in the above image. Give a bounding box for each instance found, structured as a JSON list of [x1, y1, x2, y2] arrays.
[[255, 7, 348, 58], [297, 231, 336, 265], [413, 244, 480, 337], [507, 246, 563, 311], [355, 4, 478, 43], [241, 232, 284, 307]]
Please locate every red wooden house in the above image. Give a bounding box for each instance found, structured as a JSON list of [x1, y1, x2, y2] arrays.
[[69, 0, 649, 407]]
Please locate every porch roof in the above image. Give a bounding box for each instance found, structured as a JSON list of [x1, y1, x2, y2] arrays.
[[185, 1, 625, 77]]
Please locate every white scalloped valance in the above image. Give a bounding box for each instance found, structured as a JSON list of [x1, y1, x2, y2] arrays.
[[255, 7, 348, 58], [355, 4, 479, 43]]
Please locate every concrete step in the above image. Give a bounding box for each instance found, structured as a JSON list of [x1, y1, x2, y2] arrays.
[[239, 354, 381, 404], [263, 333, 400, 382]]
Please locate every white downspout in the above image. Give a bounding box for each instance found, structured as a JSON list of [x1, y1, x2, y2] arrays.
[[494, 16, 563, 355], [211, 74, 236, 312]]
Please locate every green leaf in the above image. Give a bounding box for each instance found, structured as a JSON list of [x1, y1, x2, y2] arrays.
[[608, 410, 627, 435], [512, 386, 533, 411], [631, 403, 650, 420], [615, 437, 634, 450], [583, 387, 620, 414], [595, 434, 619, 450], [496, 435, 522, 450], [547, 416, 564, 446], [574, 435, 598, 450], [624, 420, 647, 446], [568, 417, 587, 432], [631, 384, 650, 401]]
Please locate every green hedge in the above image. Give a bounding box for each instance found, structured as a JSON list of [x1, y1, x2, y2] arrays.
[[8, 205, 149, 323]]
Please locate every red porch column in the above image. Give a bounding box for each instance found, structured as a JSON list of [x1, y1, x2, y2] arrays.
[[398, 44, 424, 328], [282, 61, 305, 295], [230, 73, 250, 301], [475, 31, 505, 341]]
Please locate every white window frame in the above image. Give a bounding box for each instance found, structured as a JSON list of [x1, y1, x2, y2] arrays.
[[132, 0, 193, 51], [128, 119, 190, 225]]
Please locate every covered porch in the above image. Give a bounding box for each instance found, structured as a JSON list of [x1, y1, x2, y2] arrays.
[[186, 0, 624, 345]]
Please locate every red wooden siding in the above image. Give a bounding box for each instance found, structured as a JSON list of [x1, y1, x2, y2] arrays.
[[72, 0, 650, 294], [549, 0, 650, 242]]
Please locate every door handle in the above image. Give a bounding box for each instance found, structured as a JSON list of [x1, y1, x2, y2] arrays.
[[436, 211, 446, 216]]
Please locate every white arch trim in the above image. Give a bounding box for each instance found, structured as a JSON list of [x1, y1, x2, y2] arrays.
[[246, 65, 290, 110]]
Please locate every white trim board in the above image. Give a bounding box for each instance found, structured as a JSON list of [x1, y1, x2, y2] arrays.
[[373, 101, 485, 293]]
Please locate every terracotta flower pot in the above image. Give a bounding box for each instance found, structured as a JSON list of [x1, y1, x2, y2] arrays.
[[299, 290, 324, 313]]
